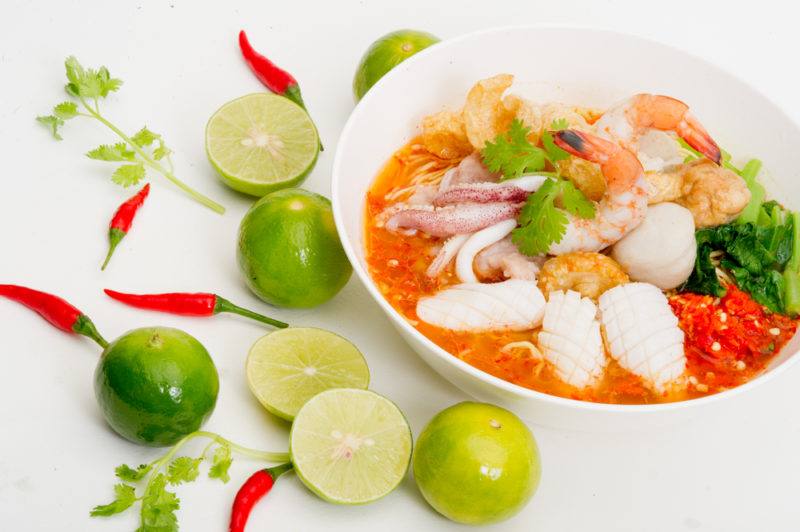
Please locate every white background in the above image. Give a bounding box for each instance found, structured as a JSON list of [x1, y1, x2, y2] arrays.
[[2, 1, 799, 530]]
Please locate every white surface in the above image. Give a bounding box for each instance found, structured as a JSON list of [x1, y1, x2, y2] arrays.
[[1, 1, 799, 530], [331, 25, 800, 430]]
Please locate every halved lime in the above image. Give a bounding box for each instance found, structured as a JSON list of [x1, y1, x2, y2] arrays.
[[290, 388, 412, 504], [205, 93, 319, 197], [246, 328, 369, 421]]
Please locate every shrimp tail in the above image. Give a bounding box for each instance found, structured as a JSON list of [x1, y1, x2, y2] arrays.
[[552, 129, 619, 164], [677, 112, 721, 165]]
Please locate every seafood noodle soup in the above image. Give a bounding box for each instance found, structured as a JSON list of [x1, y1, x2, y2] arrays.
[[365, 74, 799, 405]]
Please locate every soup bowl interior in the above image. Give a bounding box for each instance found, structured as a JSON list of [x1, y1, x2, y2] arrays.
[[331, 26, 800, 430]]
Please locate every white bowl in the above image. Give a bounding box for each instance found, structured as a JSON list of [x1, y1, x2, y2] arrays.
[[331, 26, 800, 430]]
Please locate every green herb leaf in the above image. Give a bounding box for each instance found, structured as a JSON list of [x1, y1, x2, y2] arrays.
[[208, 444, 232, 483], [131, 127, 160, 148], [559, 179, 596, 219], [36, 115, 65, 140], [87, 142, 136, 162], [90, 483, 138, 517], [64, 57, 123, 99], [111, 163, 146, 187], [53, 101, 79, 120], [482, 119, 548, 180], [167, 457, 201, 486], [513, 179, 568, 255], [541, 118, 571, 163], [153, 140, 172, 161], [116, 463, 153, 482], [511, 177, 595, 256], [139, 474, 179, 532]]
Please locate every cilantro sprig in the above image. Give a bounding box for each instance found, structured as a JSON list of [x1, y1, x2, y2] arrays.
[[37, 56, 224, 214], [90, 430, 289, 531], [481, 118, 596, 255]]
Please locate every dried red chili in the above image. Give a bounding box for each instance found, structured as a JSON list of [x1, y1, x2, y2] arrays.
[[0, 284, 108, 347], [103, 289, 289, 329], [229, 463, 292, 532], [102, 183, 150, 270]]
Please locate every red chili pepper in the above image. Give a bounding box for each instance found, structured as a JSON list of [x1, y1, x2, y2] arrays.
[[229, 463, 292, 532], [102, 183, 150, 271], [103, 289, 289, 329], [238, 30, 323, 150], [0, 285, 108, 348]]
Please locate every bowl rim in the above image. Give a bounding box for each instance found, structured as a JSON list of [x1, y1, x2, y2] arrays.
[[331, 24, 800, 414]]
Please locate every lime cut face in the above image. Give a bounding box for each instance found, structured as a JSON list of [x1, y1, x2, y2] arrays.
[[206, 93, 319, 196], [290, 389, 412, 504], [246, 328, 369, 421]]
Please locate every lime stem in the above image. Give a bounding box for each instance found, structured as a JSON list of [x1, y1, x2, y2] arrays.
[[80, 100, 226, 214], [214, 296, 289, 329]]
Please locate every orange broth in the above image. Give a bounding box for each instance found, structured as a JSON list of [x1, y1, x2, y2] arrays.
[[364, 140, 798, 404]]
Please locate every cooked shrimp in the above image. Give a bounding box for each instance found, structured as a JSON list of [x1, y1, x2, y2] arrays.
[[538, 252, 629, 300], [548, 129, 649, 254], [594, 94, 722, 165], [474, 237, 543, 282]]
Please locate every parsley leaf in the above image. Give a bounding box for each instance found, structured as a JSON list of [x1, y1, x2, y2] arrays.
[[111, 163, 146, 187], [36, 115, 66, 140], [208, 444, 232, 483], [542, 118, 571, 163], [139, 474, 180, 532], [482, 119, 548, 180], [512, 178, 595, 256], [116, 463, 153, 482], [87, 142, 136, 162], [167, 457, 201, 486], [90, 483, 138, 517]]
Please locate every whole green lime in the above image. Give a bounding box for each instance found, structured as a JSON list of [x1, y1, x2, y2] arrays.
[[413, 402, 541, 524], [237, 188, 352, 308], [353, 29, 440, 101], [94, 327, 219, 447]]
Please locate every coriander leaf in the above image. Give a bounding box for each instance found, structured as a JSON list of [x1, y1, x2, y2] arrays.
[[153, 140, 172, 161], [53, 101, 79, 120], [116, 463, 153, 482], [512, 179, 568, 256], [64, 56, 86, 97], [111, 163, 146, 187], [36, 115, 65, 140], [208, 444, 232, 483], [139, 474, 179, 532], [167, 457, 201, 486], [559, 179, 595, 219], [90, 483, 138, 517], [131, 127, 160, 147], [482, 119, 547, 180], [96, 66, 123, 97], [542, 118, 571, 163], [87, 142, 136, 162]]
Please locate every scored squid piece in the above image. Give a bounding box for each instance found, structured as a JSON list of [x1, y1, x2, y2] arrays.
[[384, 202, 521, 238], [433, 175, 547, 207], [538, 290, 606, 389], [416, 279, 546, 332], [598, 282, 686, 392]]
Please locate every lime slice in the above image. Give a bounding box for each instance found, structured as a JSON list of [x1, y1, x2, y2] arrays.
[[290, 388, 413, 504], [246, 328, 369, 420], [205, 93, 319, 197]]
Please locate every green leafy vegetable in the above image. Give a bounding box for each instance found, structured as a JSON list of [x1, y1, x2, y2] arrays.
[[684, 218, 795, 313], [482, 119, 547, 180], [541, 118, 571, 163], [90, 484, 138, 517], [116, 463, 153, 482], [513, 178, 595, 256], [208, 443, 233, 483], [735, 159, 765, 225], [37, 56, 224, 213], [90, 431, 289, 530]]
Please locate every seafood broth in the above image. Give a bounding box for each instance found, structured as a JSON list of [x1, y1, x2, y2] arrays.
[[365, 138, 797, 405]]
